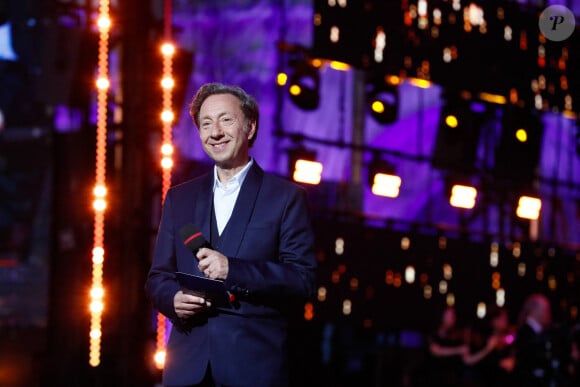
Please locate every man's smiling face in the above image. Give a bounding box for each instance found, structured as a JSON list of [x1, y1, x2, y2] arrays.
[[198, 93, 255, 171]]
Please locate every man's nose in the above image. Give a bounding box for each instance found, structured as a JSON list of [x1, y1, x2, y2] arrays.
[[210, 123, 224, 137]]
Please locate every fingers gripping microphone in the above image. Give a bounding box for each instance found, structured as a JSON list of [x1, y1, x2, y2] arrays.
[[179, 223, 210, 254]]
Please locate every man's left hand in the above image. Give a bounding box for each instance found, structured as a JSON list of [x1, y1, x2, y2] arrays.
[[197, 247, 229, 280]]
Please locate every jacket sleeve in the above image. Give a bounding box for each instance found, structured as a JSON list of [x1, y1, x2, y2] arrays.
[[144, 190, 181, 320]]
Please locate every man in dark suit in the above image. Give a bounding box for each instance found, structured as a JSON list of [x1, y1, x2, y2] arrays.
[[145, 82, 318, 387], [512, 293, 572, 387]]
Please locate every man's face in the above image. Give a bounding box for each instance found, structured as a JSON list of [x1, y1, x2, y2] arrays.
[[538, 299, 552, 329], [198, 93, 255, 169]]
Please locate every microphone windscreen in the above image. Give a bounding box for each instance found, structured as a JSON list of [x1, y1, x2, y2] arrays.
[[179, 223, 206, 253]]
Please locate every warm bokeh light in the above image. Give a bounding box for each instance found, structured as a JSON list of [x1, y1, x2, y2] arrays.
[[490, 251, 499, 267], [407, 77, 432, 88], [156, 12, 178, 370], [518, 262, 527, 277], [304, 302, 314, 320], [92, 246, 104, 258], [492, 271, 501, 290], [90, 329, 102, 339], [536, 265, 545, 281], [93, 185, 107, 197], [89, 0, 111, 367], [161, 110, 175, 123], [96, 77, 110, 90], [317, 287, 327, 303], [496, 288, 506, 306], [93, 198, 107, 211], [334, 237, 344, 255], [161, 43, 175, 56], [401, 236, 410, 250], [289, 84, 302, 96], [342, 299, 352, 315], [161, 76, 175, 89], [405, 266, 416, 284], [311, 58, 323, 68], [332, 270, 340, 284], [444, 115, 458, 128], [479, 92, 507, 104], [161, 143, 174, 156], [349, 278, 359, 291], [90, 287, 104, 299], [277, 72, 288, 86], [515, 128, 528, 142], [90, 300, 104, 313], [512, 242, 521, 258], [548, 275, 557, 291], [161, 157, 174, 169], [393, 272, 402, 288], [97, 15, 111, 29], [449, 184, 477, 209], [446, 293, 455, 306], [374, 28, 386, 63], [439, 280, 448, 294], [329, 60, 350, 71], [293, 159, 323, 185], [371, 100, 385, 114], [371, 173, 402, 198], [516, 195, 542, 220], [154, 351, 166, 369], [443, 263, 453, 280], [423, 284, 433, 299], [438, 236, 447, 249]]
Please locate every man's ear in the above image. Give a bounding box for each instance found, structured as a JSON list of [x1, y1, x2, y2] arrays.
[[247, 121, 257, 140]]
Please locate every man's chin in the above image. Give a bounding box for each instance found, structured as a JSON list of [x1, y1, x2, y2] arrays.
[[213, 158, 233, 169], [204, 149, 228, 162]]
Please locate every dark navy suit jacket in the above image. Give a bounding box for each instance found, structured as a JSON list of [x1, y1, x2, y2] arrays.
[[145, 161, 317, 386]]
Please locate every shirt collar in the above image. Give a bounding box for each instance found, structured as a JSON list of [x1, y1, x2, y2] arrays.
[[213, 157, 253, 191]]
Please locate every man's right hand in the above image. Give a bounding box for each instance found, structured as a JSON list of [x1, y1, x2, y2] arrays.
[[173, 289, 211, 319]]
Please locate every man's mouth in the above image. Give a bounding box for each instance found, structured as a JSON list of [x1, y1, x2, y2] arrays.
[[210, 142, 228, 151]]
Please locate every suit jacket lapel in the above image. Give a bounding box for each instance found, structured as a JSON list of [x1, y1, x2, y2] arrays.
[[193, 172, 214, 242], [219, 162, 263, 257]]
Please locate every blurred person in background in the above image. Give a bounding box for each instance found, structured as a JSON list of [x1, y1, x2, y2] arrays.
[[512, 293, 572, 387], [462, 305, 516, 387], [425, 305, 469, 387]]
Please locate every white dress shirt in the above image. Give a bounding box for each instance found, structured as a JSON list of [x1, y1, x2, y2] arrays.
[[212, 158, 253, 235]]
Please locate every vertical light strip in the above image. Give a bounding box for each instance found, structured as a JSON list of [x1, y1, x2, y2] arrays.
[[154, 0, 175, 370], [89, 0, 111, 368]]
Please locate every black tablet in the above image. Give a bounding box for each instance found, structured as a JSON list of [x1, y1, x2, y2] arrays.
[[175, 271, 232, 308]]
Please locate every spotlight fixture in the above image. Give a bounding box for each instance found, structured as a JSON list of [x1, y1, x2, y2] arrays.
[[367, 79, 399, 125], [287, 147, 322, 185], [494, 106, 544, 185], [288, 59, 320, 111], [368, 155, 401, 198], [432, 90, 482, 174]]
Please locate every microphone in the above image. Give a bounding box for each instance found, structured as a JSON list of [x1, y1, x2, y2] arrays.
[[178, 223, 237, 305], [179, 223, 210, 254]]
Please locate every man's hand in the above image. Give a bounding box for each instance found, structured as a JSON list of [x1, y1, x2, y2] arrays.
[[173, 289, 211, 319], [197, 247, 229, 280]]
